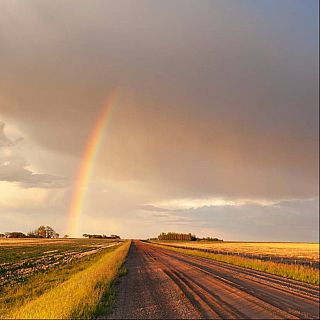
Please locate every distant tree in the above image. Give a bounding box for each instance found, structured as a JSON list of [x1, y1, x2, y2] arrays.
[[202, 237, 222, 241], [82, 233, 121, 239], [45, 226, 53, 238], [158, 232, 223, 241], [157, 232, 196, 241], [28, 226, 59, 238], [63, 234, 69, 238], [37, 225, 47, 238]]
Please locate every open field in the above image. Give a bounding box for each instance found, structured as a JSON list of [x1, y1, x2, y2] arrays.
[[0, 238, 122, 288], [154, 241, 320, 261], [1, 239, 319, 319], [107, 241, 319, 319], [0, 238, 76, 246], [0, 239, 130, 319]]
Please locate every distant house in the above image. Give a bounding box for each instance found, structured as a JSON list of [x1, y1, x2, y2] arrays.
[[7, 232, 27, 238]]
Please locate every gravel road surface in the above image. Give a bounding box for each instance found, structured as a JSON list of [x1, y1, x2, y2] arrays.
[[107, 241, 319, 319]]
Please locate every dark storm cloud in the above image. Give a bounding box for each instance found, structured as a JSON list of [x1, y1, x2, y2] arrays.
[[0, 0, 318, 199]]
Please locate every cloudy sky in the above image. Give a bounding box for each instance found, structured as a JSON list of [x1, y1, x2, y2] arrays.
[[0, 0, 318, 241]]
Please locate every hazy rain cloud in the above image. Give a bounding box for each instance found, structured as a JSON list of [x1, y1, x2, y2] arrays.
[[0, 0, 318, 239]]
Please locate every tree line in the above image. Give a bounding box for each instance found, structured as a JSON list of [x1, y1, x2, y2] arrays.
[[0, 226, 59, 238], [82, 234, 121, 239], [0, 227, 122, 240], [156, 232, 222, 241], [157, 232, 197, 241]]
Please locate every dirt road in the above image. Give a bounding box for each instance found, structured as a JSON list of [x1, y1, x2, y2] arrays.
[[107, 241, 319, 319]]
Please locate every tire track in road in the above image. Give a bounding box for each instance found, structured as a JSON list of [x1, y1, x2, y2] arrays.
[[149, 247, 297, 319], [159, 249, 320, 301], [106, 241, 320, 319], [106, 241, 202, 319], [154, 247, 319, 318]]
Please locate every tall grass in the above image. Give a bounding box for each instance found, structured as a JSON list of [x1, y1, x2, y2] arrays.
[[155, 244, 319, 285], [1, 246, 117, 318], [10, 241, 131, 319]]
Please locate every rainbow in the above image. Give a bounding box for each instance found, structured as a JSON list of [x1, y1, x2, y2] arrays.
[[67, 89, 120, 237]]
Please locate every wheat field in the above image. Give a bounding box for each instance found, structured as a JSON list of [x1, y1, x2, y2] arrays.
[[156, 241, 319, 261]]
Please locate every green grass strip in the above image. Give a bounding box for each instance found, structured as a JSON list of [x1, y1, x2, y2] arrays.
[[10, 241, 131, 319]]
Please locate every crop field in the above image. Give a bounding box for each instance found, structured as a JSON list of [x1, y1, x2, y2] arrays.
[[154, 241, 320, 262], [0, 238, 122, 288], [1, 239, 319, 319], [0, 238, 130, 319]]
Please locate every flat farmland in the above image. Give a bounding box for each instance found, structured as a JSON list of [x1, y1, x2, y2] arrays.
[[0, 238, 121, 288], [0, 238, 130, 319], [1, 239, 319, 319], [155, 241, 320, 261]]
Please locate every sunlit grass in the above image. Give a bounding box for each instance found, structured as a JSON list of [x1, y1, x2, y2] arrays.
[[155, 241, 320, 261], [0, 245, 115, 318], [155, 244, 319, 285], [5, 241, 131, 319]]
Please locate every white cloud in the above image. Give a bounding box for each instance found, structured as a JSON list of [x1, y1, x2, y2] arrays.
[[0, 122, 66, 188], [0, 181, 48, 208], [144, 197, 277, 211]]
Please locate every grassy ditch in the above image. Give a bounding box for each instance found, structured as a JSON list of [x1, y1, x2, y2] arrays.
[[154, 243, 319, 285], [4, 241, 131, 319], [93, 264, 128, 317], [1, 244, 120, 318]]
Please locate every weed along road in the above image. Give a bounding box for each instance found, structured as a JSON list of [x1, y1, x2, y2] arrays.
[[107, 240, 320, 319]]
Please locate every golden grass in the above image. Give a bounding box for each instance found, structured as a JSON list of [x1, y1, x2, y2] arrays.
[[156, 241, 320, 261], [1, 246, 115, 318], [9, 241, 131, 319], [155, 244, 319, 285]]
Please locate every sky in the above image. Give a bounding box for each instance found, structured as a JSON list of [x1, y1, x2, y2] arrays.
[[0, 0, 318, 241]]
